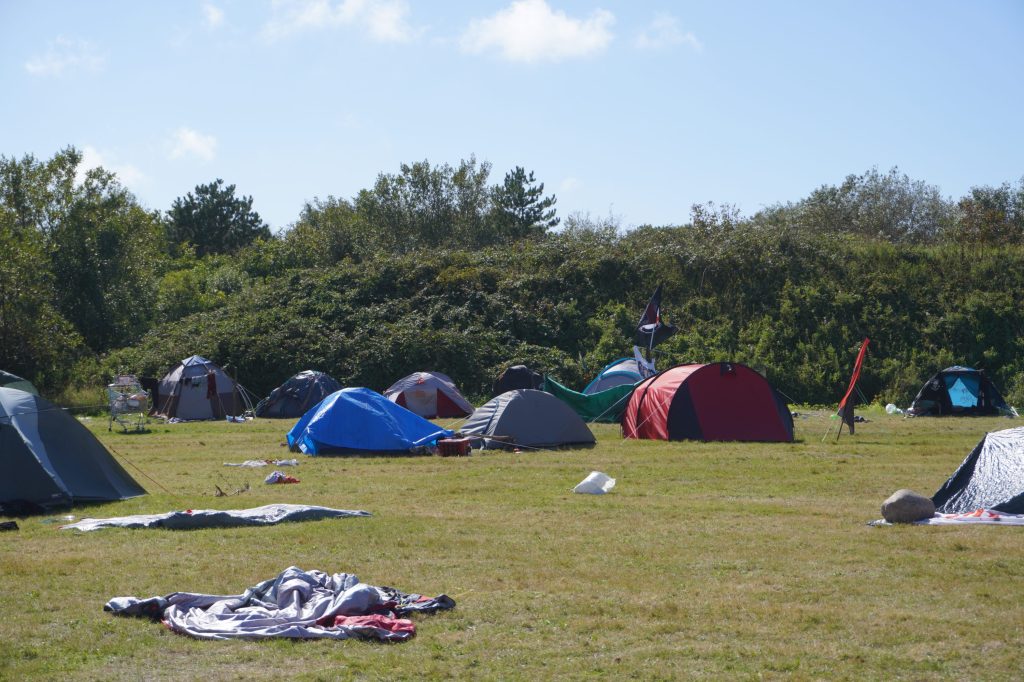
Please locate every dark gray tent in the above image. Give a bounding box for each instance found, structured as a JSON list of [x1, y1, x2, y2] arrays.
[[0, 370, 38, 395], [908, 366, 1011, 417], [932, 426, 1024, 514], [461, 389, 595, 449], [0, 387, 145, 511], [492, 365, 543, 397], [255, 370, 343, 419]]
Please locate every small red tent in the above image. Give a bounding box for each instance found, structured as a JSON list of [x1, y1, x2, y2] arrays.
[[622, 363, 793, 442]]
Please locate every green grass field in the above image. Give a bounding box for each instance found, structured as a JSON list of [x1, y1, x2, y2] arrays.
[[2, 408, 1023, 680]]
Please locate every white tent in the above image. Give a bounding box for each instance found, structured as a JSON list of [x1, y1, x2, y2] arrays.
[[383, 371, 474, 419]]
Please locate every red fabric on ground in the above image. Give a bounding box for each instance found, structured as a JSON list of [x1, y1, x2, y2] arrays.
[[323, 614, 416, 636]]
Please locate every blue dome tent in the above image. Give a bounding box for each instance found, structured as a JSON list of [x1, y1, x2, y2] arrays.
[[582, 358, 644, 395]]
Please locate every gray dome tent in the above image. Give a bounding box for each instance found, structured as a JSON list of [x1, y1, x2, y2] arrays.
[[0, 387, 145, 511], [932, 426, 1024, 514], [153, 355, 242, 421], [461, 389, 595, 449]]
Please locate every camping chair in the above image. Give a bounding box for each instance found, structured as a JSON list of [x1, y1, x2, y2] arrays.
[[107, 375, 149, 432]]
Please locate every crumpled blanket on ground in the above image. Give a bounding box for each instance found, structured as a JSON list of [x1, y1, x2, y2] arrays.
[[105, 566, 455, 641], [225, 459, 299, 467], [60, 503, 369, 531], [871, 509, 1024, 526], [264, 470, 300, 484]]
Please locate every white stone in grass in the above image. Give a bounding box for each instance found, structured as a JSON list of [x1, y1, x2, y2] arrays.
[[881, 489, 935, 523]]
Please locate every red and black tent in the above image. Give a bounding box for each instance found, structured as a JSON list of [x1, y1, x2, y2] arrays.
[[621, 363, 794, 442]]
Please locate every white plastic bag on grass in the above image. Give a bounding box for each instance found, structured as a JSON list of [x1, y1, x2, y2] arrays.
[[573, 471, 615, 494]]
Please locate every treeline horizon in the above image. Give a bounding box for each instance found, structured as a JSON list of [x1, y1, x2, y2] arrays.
[[2, 147, 1023, 407]]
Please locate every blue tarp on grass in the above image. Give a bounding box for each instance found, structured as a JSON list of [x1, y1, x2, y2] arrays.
[[287, 388, 452, 455]]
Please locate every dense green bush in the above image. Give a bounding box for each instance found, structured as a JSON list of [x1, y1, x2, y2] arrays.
[[97, 227, 1024, 407]]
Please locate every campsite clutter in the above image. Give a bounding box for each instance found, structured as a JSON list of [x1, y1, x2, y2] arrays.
[[106, 374, 149, 432], [224, 458, 299, 467], [264, 470, 300, 484], [10, 282, 1024, 662], [105, 566, 455, 642]]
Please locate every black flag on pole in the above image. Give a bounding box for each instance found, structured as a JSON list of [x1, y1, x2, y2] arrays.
[[634, 285, 677, 351]]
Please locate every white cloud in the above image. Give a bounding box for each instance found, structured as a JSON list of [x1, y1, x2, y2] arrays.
[[560, 176, 582, 193], [634, 14, 701, 51], [202, 3, 225, 29], [24, 37, 105, 77], [76, 146, 146, 187], [262, 0, 417, 42], [168, 127, 217, 162], [460, 0, 614, 64]]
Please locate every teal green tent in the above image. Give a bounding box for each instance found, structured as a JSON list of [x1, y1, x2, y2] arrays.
[[541, 376, 636, 423]]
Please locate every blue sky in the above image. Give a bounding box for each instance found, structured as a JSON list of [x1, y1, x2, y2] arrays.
[[2, 1, 1022, 232]]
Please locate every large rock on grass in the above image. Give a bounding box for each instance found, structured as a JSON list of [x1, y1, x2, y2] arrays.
[[881, 489, 936, 523]]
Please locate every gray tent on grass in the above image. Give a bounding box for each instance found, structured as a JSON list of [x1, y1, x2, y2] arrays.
[[460, 389, 595, 449], [932, 426, 1024, 514], [0, 387, 145, 511], [153, 355, 242, 421], [0, 370, 38, 395]]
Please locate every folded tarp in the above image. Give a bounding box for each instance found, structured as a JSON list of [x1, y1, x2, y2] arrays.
[[541, 375, 636, 423], [870, 509, 1024, 526], [105, 565, 455, 641], [920, 509, 1024, 525], [61, 503, 370, 531]]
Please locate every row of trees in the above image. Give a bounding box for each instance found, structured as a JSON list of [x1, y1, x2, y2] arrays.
[[2, 146, 1023, 406], [0, 149, 562, 389]]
